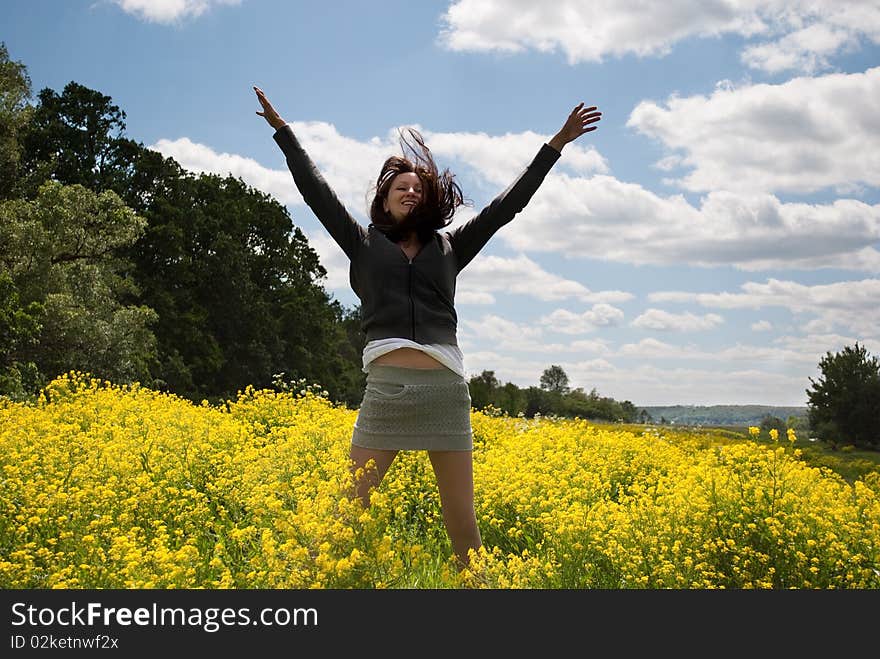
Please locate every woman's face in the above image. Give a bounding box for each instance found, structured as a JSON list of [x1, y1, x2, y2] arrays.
[[383, 172, 423, 222]]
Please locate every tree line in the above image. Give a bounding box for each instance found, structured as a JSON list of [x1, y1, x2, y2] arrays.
[[468, 364, 639, 423]]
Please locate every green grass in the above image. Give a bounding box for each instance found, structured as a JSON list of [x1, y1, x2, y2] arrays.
[[699, 424, 880, 484], [616, 421, 880, 484]]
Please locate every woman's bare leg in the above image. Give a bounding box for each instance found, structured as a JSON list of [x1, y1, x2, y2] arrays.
[[428, 450, 481, 569], [348, 444, 399, 506]]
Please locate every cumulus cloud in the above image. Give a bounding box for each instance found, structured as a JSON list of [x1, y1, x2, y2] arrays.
[[438, 1, 880, 73], [740, 4, 880, 74], [458, 314, 545, 354], [149, 136, 300, 203], [631, 309, 724, 332], [752, 320, 773, 331], [111, 0, 241, 23], [439, 0, 765, 63], [538, 305, 626, 334], [458, 313, 618, 355], [617, 337, 818, 365], [773, 333, 880, 357], [650, 278, 880, 339], [457, 254, 632, 305], [627, 67, 880, 195], [740, 21, 859, 74], [423, 129, 608, 185], [302, 231, 349, 291], [504, 176, 880, 272], [152, 122, 880, 279]]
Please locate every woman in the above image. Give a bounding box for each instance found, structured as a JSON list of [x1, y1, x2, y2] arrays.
[[254, 86, 601, 568]]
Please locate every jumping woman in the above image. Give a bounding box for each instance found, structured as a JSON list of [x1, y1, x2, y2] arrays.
[[254, 86, 601, 568]]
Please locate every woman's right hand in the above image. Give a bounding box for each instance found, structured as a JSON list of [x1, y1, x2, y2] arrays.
[[254, 86, 286, 130]]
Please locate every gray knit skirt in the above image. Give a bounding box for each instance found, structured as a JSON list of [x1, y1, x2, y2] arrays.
[[351, 364, 473, 451]]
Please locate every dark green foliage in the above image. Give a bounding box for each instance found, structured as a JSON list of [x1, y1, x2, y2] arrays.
[[0, 270, 43, 398], [0, 42, 32, 200], [468, 367, 637, 422], [19, 81, 128, 195], [540, 364, 570, 394], [0, 181, 157, 390], [807, 342, 880, 450], [759, 414, 787, 435], [468, 370, 500, 411]]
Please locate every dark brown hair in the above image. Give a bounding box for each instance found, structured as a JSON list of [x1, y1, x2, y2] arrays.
[[369, 128, 466, 244]]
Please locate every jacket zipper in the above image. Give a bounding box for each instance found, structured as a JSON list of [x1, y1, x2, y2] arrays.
[[408, 259, 415, 340]]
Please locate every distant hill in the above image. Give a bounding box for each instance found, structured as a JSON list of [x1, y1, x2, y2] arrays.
[[638, 405, 808, 427]]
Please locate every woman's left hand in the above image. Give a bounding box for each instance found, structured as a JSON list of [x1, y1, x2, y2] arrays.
[[548, 102, 602, 152]]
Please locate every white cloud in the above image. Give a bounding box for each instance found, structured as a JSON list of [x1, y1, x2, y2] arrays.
[[439, 1, 880, 73], [505, 177, 880, 272], [459, 313, 618, 355], [740, 21, 858, 74], [774, 333, 880, 357], [423, 129, 608, 186], [458, 314, 544, 354], [438, 0, 766, 63], [458, 254, 632, 305], [650, 278, 880, 339], [111, 0, 241, 23], [627, 67, 880, 195], [752, 320, 773, 331], [617, 338, 818, 365], [149, 136, 298, 203], [303, 231, 349, 291], [631, 309, 724, 332], [740, 4, 880, 73], [538, 305, 626, 334], [152, 124, 880, 278]]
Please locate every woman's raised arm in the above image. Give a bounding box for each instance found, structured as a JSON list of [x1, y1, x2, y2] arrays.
[[254, 86, 366, 260], [448, 100, 602, 272]]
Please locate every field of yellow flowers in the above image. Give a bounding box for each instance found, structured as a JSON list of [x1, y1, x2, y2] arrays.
[[2, 372, 878, 589]]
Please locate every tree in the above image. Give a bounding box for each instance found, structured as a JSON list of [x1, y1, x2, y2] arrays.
[[759, 414, 787, 435], [524, 386, 552, 417], [467, 370, 499, 411], [0, 270, 42, 397], [0, 181, 157, 389], [496, 381, 527, 417], [20, 81, 129, 195], [540, 364, 570, 395], [619, 400, 639, 423], [806, 342, 880, 450], [0, 42, 33, 199]]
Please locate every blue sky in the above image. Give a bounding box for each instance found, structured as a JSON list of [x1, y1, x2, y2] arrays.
[[4, 0, 879, 406]]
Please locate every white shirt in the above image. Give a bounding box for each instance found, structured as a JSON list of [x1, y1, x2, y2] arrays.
[[362, 338, 465, 378]]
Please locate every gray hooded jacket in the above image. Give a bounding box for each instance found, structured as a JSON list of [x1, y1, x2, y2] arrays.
[[273, 124, 561, 345]]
